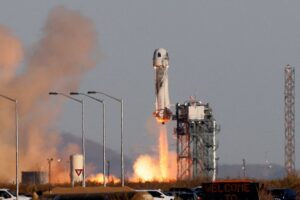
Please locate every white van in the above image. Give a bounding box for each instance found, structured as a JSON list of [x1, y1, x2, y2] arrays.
[[0, 189, 31, 200]]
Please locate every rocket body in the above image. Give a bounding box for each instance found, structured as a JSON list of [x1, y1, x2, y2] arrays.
[[153, 48, 172, 124]]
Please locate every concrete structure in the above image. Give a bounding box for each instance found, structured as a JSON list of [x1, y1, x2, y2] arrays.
[[21, 171, 47, 185]]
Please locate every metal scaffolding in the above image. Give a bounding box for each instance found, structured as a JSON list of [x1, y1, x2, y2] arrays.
[[174, 99, 219, 180], [284, 65, 295, 174]]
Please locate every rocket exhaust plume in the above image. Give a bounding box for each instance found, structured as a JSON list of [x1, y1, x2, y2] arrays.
[[0, 6, 98, 183], [130, 125, 176, 182], [159, 126, 169, 179]]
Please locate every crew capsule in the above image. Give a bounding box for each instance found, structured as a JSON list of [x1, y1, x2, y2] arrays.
[[153, 48, 169, 68]]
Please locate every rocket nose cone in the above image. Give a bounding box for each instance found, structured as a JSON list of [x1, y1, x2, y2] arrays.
[[153, 48, 168, 59], [153, 48, 169, 67]]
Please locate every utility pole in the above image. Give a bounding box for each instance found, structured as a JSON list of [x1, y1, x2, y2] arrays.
[[242, 159, 246, 178]]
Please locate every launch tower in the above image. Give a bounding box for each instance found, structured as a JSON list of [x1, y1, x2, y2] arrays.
[[174, 98, 219, 180]]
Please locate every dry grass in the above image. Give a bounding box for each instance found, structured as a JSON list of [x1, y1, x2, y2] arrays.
[[257, 173, 300, 199]]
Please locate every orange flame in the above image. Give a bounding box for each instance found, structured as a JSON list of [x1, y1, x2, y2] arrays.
[[88, 173, 120, 184], [130, 125, 176, 182], [153, 108, 172, 124], [155, 117, 170, 124]]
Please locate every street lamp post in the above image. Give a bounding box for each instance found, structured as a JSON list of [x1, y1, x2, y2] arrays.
[[106, 160, 110, 184], [49, 92, 86, 187], [70, 92, 107, 187], [87, 91, 124, 187], [0, 94, 19, 200]]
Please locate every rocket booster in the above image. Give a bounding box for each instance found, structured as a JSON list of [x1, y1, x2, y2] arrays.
[[153, 48, 172, 124]]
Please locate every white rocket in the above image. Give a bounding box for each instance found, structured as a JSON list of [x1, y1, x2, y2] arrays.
[[153, 48, 172, 124]]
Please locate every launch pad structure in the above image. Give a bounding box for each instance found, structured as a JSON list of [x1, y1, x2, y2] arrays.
[[173, 99, 219, 180]]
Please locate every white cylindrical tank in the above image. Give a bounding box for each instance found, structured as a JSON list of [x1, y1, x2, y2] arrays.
[[70, 154, 83, 187]]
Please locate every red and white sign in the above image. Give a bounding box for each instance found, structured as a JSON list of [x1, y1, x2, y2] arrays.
[[75, 169, 83, 176]]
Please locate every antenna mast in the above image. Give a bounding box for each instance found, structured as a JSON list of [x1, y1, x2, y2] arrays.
[[284, 65, 295, 174]]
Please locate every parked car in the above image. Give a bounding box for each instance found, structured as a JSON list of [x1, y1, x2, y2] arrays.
[[191, 186, 204, 200], [170, 191, 197, 200], [136, 189, 174, 200], [269, 188, 297, 200], [0, 189, 31, 200], [169, 188, 194, 193], [168, 188, 198, 200], [163, 191, 174, 198]]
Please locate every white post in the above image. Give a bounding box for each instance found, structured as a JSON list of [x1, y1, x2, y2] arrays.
[[103, 102, 106, 187], [121, 99, 124, 186], [82, 101, 86, 187], [212, 120, 217, 181], [15, 101, 19, 200]]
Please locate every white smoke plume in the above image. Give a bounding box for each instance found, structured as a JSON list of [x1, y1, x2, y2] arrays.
[[0, 6, 98, 182]]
